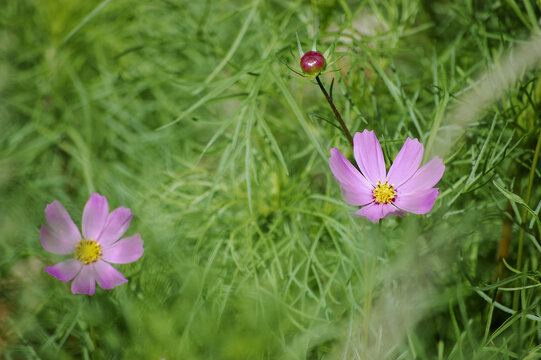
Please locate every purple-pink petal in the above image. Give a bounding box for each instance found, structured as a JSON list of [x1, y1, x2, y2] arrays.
[[353, 202, 402, 223], [101, 234, 144, 264], [71, 265, 97, 295], [329, 148, 374, 206], [82, 193, 109, 240], [97, 206, 133, 246], [353, 130, 387, 186], [44, 259, 82, 282], [394, 188, 439, 214], [93, 260, 128, 289], [41, 201, 81, 254], [399, 157, 445, 194], [386, 138, 424, 187], [40, 226, 77, 255]]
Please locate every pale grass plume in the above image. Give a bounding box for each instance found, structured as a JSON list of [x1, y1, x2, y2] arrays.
[[429, 31, 541, 160]]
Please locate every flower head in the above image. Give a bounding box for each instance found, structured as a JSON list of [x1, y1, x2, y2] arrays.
[[329, 130, 445, 222], [291, 24, 334, 79], [300, 50, 326, 76], [41, 193, 144, 295]]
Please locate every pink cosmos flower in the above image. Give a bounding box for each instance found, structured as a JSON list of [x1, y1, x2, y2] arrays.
[[41, 193, 144, 295], [329, 130, 445, 222]]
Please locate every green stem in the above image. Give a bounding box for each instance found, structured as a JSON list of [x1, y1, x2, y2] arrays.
[[315, 75, 354, 146], [363, 224, 379, 352], [513, 126, 541, 310]]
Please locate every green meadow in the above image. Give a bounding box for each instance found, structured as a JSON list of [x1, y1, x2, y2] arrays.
[[1, 0, 541, 358]]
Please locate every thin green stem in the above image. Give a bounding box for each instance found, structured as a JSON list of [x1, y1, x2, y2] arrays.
[[362, 229, 378, 355], [315, 75, 354, 146], [513, 126, 541, 310]]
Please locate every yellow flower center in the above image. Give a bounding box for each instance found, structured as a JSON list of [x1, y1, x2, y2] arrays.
[[74, 239, 102, 264], [373, 180, 396, 204]]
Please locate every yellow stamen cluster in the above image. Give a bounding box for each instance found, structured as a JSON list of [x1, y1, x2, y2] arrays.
[[373, 180, 396, 204], [74, 239, 102, 264]]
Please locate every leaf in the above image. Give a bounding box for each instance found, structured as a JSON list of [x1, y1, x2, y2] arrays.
[[493, 179, 541, 238]]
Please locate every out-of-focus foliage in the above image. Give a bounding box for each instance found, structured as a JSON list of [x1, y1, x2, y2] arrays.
[[1, 0, 540, 358]]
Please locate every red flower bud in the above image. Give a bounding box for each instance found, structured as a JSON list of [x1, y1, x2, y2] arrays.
[[300, 51, 326, 76]]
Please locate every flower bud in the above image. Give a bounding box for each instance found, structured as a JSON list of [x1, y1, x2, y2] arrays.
[[300, 51, 326, 76]]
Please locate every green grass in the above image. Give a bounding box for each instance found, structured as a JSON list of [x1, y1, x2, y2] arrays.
[[1, 0, 541, 358]]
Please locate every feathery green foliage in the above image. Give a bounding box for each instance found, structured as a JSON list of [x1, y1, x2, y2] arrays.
[[1, 0, 540, 358]]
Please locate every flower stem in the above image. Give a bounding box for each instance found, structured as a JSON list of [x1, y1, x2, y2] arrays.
[[315, 75, 354, 146], [512, 126, 541, 310]]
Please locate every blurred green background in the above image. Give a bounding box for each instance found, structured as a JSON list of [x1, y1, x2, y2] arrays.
[[1, 0, 541, 358]]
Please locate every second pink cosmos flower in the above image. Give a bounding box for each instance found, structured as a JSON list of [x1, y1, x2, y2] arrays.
[[329, 130, 445, 222], [41, 193, 144, 295]]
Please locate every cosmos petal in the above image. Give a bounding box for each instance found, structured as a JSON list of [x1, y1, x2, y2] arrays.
[[71, 265, 97, 295], [353, 130, 387, 186], [353, 202, 401, 223], [41, 201, 81, 254], [44, 259, 82, 282], [329, 148, 374, 206], [82, 194, 109, 240], [399, 157, 445, 194], [93, 260, 128, 290], [387, 138, 424, 187], [101, 234, 144, 264], [394, 188, 439, 214], [97, 206, 133, 246]]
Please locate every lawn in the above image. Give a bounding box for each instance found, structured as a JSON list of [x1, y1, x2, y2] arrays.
[[1, 0, 541, 359]]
